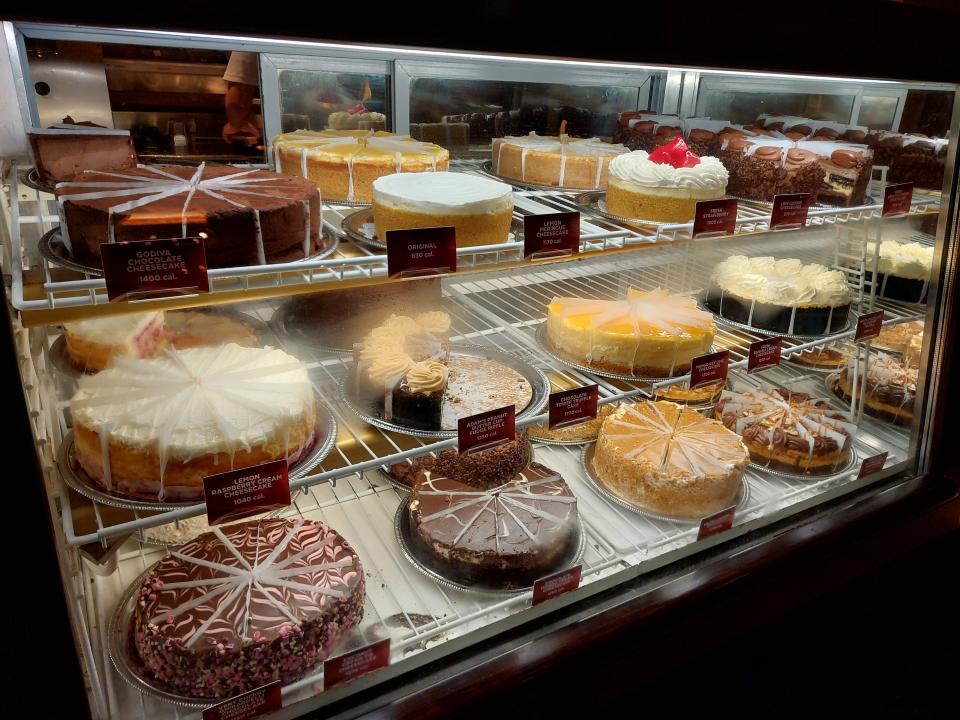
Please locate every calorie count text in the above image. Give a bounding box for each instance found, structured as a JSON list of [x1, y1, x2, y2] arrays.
[[406, 241, 439, 260], [540, 569, 578, 594]]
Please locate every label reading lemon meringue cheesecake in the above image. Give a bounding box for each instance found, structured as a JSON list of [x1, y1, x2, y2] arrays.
[[524, 211, 580, 259]]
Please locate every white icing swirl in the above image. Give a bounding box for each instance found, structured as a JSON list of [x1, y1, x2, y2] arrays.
[[870, 241, 933, 280], [713, 255, 851, 307], [608, 150, 728, 191], [405, 361, 448, 394]]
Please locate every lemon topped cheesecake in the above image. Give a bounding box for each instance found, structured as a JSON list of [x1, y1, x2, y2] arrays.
[[546, 288, 715, 377], [272, 130, 449, 203]]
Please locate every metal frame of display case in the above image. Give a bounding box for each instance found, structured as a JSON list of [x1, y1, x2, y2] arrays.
[[2, 18, 960, 720]]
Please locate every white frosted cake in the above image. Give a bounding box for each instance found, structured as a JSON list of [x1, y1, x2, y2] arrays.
[[372, 171, 514, 247], [868, 240, 934, 303], [64, 311, 167, 372]]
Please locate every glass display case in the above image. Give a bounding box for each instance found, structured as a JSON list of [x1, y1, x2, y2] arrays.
[[1, 17, 958, 720]]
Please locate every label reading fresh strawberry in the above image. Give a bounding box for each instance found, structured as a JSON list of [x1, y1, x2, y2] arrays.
[[648, 136, 701, 169]]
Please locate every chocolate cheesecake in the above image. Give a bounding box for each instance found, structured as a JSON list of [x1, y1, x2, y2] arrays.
[[389, 430, 532, 489]]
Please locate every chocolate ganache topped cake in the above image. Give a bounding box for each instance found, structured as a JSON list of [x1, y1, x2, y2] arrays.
[[55, 163, 322, 268], [408, 462, 579, 587], [705, 256, 851, 335], [133, 518, 364, 698]]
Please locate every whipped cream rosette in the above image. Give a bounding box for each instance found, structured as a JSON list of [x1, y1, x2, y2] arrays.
[[866, 240, 933, 303]]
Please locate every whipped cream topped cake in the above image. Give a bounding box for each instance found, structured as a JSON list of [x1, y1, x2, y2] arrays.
[[837, 353, 917, 426], [592, 401, 749, 518], [867, 241, 933, 304], [716, 387, 857, 473], [705, 255, 851, 335], [546, 287, 715, 377], [134, 518, 364, 698], [64, 311, 167, 372], [70, 344, 316, 501], [272, 129, 449, 203], [491, 132, 628, 188], [372, 171, 513, 248], [55, 164, 322, 268], [408, 462, 578, 587], [605, 137, 729, 222]]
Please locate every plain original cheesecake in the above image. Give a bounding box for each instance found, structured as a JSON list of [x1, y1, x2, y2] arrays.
[[372, 171, 513, 248]]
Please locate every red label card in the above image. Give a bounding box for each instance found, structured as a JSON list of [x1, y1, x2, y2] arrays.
[[102, 237, 209, 302], [203, 459, 291, 526], [697, 506, 736, 540], [324, 639, 390, 690], [858, 451, 888, 479], [458, 405, 516, 455], [882, 183, 913, 217], [747, 337, 783, 374], [770, 193, 813, 230], [692, 198, 738, 238], [532, 565, 583, 606], [855, 310, 885, 342], [690, 350, 729, 389], [524, 211, 580, 259], [386, 226, 457, 278], [548, 385, 598, 430], [203, 681, 281, 720]]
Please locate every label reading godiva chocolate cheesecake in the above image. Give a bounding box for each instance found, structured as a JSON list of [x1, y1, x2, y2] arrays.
[[548, 385, 598, 429], [386, 226, 457, 278], [203, 681, 281, 720], [697, 506, 736, 540], [770, 193, 812, 230], [533, 565, 583, 606], [458, 405, 516, 455], [882, 183, 913, 217], [324, 639, 391, 689], [690, 350, 729, 388], [858, 451, 888, 479], [524, 211, 580, 259], [855, 310, 885, 341], [203, 459, 291, 526], [693, 198, 737, 238], [747, 337, 782, 374], [102, 237, 209, 301]]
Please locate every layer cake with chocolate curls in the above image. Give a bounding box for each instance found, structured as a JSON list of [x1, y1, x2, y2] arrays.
[[715, 387, 856, 473], [133, 518, 364, 698], [408, 462, 578, 588], [389, 430, 532, 489], [55, 164, 321, 268]]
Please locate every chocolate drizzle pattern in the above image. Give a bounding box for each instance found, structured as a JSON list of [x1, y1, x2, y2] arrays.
[[134, 518, 364, 697]]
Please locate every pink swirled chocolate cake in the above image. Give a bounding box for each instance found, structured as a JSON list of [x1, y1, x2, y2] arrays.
[[133, 518, 364, 698]]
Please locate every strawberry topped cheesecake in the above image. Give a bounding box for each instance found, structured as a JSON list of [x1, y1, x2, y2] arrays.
[[605, 137, 728, 222]]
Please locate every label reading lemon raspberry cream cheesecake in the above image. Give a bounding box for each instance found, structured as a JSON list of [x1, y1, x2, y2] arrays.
[[203, 459, 291, 526]]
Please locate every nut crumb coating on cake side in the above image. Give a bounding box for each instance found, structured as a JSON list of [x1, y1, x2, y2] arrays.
[[133, 518, 364, 698]]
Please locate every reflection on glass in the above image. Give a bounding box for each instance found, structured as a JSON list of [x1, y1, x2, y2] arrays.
[[696, 89, 855, 126], [278, 70, 390, 133], [410, 78, 642, 157], [858, 96, 899, 131]]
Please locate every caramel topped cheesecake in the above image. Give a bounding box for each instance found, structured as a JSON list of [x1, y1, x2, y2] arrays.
[[546, 288, 715, 377]]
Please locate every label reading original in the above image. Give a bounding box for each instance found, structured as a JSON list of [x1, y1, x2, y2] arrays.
[[386, 226, 457, 278], [532, 565, 583, 606], [102, 237, 209, 302], [203, 681, 281, 720], [458, 405, 516, 455], [855, 310, 885, 342], [203, 459, 291, 526], [882, 182, 914, 217], [690, 350, 729, 389], [858, 451, 889, 479], [747, 337, 783, 374], [693, 198, 738, 238], [324, 639, 391, 690], [548, 385, 599, 430], [697, 506, 737, 540], [770, 193, 813, 230], [524, 211, 580, 259]]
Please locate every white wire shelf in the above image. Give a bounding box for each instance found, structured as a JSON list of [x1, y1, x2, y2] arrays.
[[7, 160, 940, 317]]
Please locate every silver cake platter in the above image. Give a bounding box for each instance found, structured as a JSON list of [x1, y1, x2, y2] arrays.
[[394, 500, 586, 596], [580, 443, 751, 525], [108, 566, 217, 708], [479, 159, 605, 194], [57, 393, 337, 512], [49, 306, 274, 382], [748, 445, 859, 482], [339, 343, 549, 439], [573, 191, 682, 229], [340, 206, 523, 253], [534, 322, 717, 384], [37, 226, 340, 277], [21, 167, 56, 194]]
